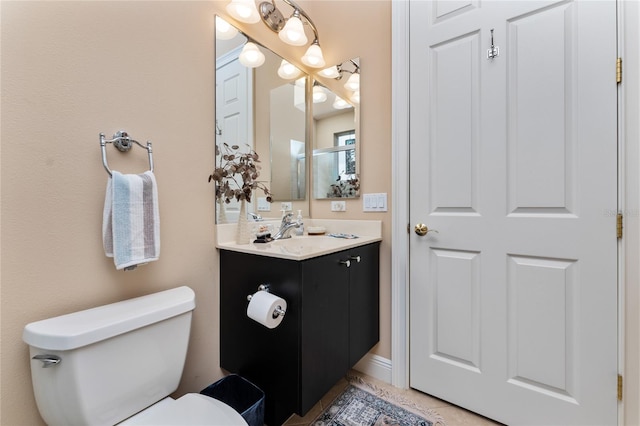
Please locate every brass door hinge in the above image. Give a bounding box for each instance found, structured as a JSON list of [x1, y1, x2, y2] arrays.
[[617, 213, 623, 239], [617, 58, 622, 84], [618, 374, 623, 401]]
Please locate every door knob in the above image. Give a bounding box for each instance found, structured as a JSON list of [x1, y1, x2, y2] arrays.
[[414, 223, 438, 236]]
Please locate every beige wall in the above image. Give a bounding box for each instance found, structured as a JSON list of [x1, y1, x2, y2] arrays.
[[0, 1, 391, 425]]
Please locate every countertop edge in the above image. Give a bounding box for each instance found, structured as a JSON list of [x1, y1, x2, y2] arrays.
[[216, 235, 382, 261]]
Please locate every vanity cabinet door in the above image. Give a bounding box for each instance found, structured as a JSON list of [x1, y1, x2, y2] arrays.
[[348, 242, 381, 366], [219, 250, 303, 426], [300, 252, 350, 414]]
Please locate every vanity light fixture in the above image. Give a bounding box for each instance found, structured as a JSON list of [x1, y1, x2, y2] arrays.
[[329, 59, 360, 92], [227, 0, 327, 68], [226, 0, 261, 24], [332, 95, 351, 109], [239, 42, 266, 67], [216, 16, 239, 40], [301, 40, 325, 68], [278, 9, 307, 46], [344, 72, 360, 92], [318, 65, 341, 79], [277, 59, 303, 79], [312, 84, 327, 103]]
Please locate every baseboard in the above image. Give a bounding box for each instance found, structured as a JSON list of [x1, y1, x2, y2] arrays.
[[353, 353, 392, 384]]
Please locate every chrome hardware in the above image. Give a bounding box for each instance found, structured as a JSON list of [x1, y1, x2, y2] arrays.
[[487, 28, 500, 59], [247, 283, 271, 301], [100, 130, 154, 177], [259, 1, 286, 32], [273, 305, 286, 319], [246, 284, 286, 319], [339, 259, 351, 268], [32, 354, 61, 368], [350, 255, 361, 263], [414, 223, 438, 237], [112, 130, 132, 152], [272, 213, 301, 240]]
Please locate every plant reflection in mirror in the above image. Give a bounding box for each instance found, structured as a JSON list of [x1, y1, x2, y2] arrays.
[[209, 143, 273, 204], [328, 174, 359, 198]]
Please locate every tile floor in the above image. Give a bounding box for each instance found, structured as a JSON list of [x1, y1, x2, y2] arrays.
[[282, 370, 503, 426]]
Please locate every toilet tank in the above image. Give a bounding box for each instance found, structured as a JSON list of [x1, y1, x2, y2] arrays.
[[23, 286, 196, 426]]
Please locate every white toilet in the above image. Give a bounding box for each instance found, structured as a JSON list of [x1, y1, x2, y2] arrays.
[[22, 286, 248, 426]]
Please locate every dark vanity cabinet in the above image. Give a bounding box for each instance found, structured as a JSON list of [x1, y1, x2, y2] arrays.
[[219, 242, 380, 426]]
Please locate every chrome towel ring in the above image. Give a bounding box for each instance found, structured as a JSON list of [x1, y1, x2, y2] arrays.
[[100, 130, 154, 177]]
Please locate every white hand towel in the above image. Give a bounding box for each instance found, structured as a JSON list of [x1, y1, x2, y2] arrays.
[[103, 171, 160, 270]]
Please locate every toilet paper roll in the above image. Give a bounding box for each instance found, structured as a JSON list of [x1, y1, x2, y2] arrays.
[[247, 291, 287, 329]]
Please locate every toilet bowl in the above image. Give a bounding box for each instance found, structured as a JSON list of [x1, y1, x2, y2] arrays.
[[23, 286, 247, 426], [119, 394, 245, 425]]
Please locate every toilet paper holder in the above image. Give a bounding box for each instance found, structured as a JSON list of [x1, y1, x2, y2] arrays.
[[247, 284, 286, 318]]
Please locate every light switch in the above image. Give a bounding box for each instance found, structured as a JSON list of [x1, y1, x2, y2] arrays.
[[362, 193, 387, 212]]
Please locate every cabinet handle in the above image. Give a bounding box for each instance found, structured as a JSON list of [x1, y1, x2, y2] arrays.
[[339, 259, 351, 268], [350, 255, 361, 263]]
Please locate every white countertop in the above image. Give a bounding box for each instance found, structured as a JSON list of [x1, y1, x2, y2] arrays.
[[216, 219, 382, 261]]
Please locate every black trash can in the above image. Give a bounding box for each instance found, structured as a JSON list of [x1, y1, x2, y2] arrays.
[[200, 374, 265, 426]]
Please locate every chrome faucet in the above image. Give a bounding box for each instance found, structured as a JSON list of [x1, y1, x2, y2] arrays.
[[273, 212, 302, 240]]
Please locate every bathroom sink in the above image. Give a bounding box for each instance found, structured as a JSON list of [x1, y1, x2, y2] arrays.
[[271, 236, 343, 255]]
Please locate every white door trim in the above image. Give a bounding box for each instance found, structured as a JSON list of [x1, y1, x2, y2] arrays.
[[618, 2, 640, 425], [391, 0, 410, 390], [390, 1, 640, 424]]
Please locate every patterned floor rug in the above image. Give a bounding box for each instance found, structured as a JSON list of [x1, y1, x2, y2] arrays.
[[311, 376, 445, 426]]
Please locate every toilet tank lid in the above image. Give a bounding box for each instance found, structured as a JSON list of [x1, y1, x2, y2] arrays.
[[23, 286, 195, 351]]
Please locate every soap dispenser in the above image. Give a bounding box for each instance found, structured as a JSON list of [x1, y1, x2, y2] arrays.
[[296, 210, 304, 236]]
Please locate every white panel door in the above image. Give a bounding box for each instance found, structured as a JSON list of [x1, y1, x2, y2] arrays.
[[409, 1, 618, 425], [216, 50, 252, 221]]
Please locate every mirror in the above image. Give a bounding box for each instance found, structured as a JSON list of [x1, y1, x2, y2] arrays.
[[215, 16, 309, 223], [312, 58, 360, 199]]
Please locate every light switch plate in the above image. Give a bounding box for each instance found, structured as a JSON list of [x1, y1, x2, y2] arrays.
[[257, 197, 271, 212], [363, 193, 387, 212]]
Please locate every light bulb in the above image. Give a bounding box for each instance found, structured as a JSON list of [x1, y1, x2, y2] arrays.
[[226, 0, 260, 24], [344, 73, 360, 91], [318, 66, 340, 79], [216, 16, 238, 40], [279, 14, 307, 46], [350, 90, 360, 104], [313, 85, 327, 103], [301, 43, 326, 68], [277, 59, 302, 79], [239, 42, 265, 68]]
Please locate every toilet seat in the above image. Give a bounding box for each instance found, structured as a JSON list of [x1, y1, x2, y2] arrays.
[[119, 393, 248, 425]]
